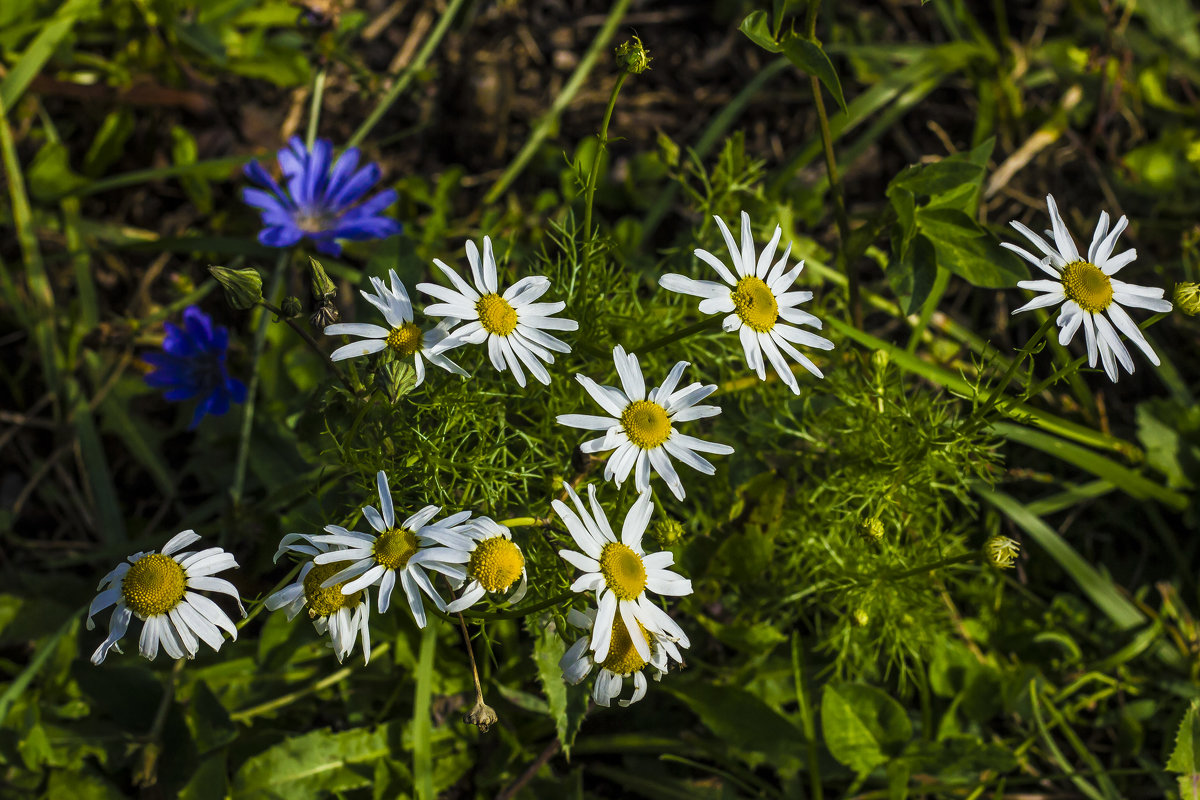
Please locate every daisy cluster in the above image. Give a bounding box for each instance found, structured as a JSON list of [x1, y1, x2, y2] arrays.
[[104, 135, 1175, 718]]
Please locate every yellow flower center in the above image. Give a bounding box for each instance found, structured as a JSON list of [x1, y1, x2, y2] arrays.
[[304, 561, 365, 617], [468, 536, 525, 593], [620, 400, 671, 450], [121, 553, 187, 617], [600, 614, 651, 675], [1061, 260, 1113, 313], [385, 322, 423, 357], [599, 542, 647, 601], [476, 293, 519, 336], [374, 527, 420, 571], [731, 275, 779, 332]]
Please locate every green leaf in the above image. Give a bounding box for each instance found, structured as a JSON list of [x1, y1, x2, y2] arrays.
[[1169, 700, 1200, 797], [231, 725, 396, 799], [531, 615, 587, 757], [27, 141, 88, 201], [738, 11, 782, 53], [889, 160, 985, 199], [820, 682, 913, 774], [886, 233, 937, 314], [83, 109, 135, 177], [0, 0, 98, 110], [915, 207, 1027, 287], [171, 126, 213, 214], [780, 37, 848, 113], [666, 681, 804, 773]]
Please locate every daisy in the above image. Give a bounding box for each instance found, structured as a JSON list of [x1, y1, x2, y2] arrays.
[[417, 236, 578, 387], [559, 606, 684, 708], [87, 531, 243, 665], [323, 268, 467, 387], [557, 345, 734, 500], [308, 470, 471, 627], [421, 516, 529, 613], [554, 483, 691, 663], [266, 535, 372, 663], [659, 211, 834, 393], [1002, 194, 1173, 381]]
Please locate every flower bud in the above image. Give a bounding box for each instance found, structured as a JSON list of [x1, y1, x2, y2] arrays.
[[871, 349, 890, 373], [1174, 282, 1200, 316], [309, 256, 336, 301], [651, 518, 685, 548], [310, 299, 339, 331], [208, 266, 262, 310], [985, 535, 1020, 568], [464, 695, 498, 733], [281, 296, 303, 319], [614, 36, 652, 75], [852, 609, 869, 627], [859, 517, 884, 541]]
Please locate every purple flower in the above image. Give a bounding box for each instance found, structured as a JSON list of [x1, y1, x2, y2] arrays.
[[242, 137, 403, 257], [143, 306, 246, 428]]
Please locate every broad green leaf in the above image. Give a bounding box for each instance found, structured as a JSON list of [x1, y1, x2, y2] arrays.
[[916, 207, 1026, 287], [27, 141, 88, 201], [45, 767, 126, 800], [530, 616, 587, 757], [666, 681, 804, 773], [820, 682, 912, 774], [738, 10, 782, 53], [889, 160, 984, 199], [83, 109, 135, 177], [185, 680, 236, 755], [231, 725, 395, 799], [781, 36, 848, 113], [886, 233, 937, 314], [1169, 700, 1200, 798]]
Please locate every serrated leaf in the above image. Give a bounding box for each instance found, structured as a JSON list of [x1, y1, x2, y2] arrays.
[[231, 725, 396, 800], [530, 617, 587, 757], [1169, 699, 1200, 800], [781, 36, 847, 113], [821, 682, 913, 774]]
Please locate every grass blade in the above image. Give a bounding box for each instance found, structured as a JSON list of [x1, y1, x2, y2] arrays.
[[0, 0, 97, 110], [413, 622, 437, 800]]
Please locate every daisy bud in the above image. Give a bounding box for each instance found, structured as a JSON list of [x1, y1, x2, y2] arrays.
[[1174, 282, 1200, 316], [209, 265, 262, 310], [310, 256, 337, 301], [281, 296, 303, 319], [651, 518, 685, 548], [614, 36, 651, 75], [852, 609, 870, 627], [871, 349, 890, 373], [464, 696, 499, 733], [859, 517, 884, 541], [310, 299, 339, 331], [985, 535, 1020, 569]]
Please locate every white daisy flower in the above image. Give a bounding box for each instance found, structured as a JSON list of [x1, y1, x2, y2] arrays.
[[1002, 194, 1173, 382], [87, 531, 243, 665], [323, 268, 467, 386], [557, 345, 734, 500], [266, 535, 372, 664], [421, 516, 529, 613], [553, 483, 691, 663], [307, 470, 471, 628], [559, 606, 684, 708], [417, 235, 579, 387], [659, 211, 834, 393]]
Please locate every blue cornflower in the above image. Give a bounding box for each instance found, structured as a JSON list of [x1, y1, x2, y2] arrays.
[[143, 306, 247, 428], [242, 137, 403, 256]]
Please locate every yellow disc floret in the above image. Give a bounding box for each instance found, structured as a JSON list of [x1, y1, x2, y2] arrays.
[[304, 561, 365, 617], [121, 553, 186, 617], [468, 536, 525, 592], [476, 293, 519, 336], [600, 614, 651, 675], [620, 400, 671, 449], [731, 275, 779, 332], [599, 542, 647, 600], [1061, 260, 1113, 313], [385, 322, 423, 356], [374, 527, 420, 571]]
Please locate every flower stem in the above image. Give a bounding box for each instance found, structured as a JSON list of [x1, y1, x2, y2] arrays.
[[230, 252, 288, 513], [498, 516, 547, 528], [230, 643, 392, 723], [306, 67, 327, 151], [460, 590, 574, 621], [805, 0, 858, 328], [634, 315, 724, 354], [238, 562, 301, 630], [258, 298, 354, 393], [883, 552, 977, 582], [582, 72, 629, 239], [977, 314, 1056, 418]]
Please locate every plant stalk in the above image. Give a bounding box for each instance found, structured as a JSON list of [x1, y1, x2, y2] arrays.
[[582, 72, 628, 239]]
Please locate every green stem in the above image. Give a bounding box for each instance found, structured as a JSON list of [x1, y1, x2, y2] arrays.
[[348, 0, 468, 148], [634, 316, 724, 354], [883, 552, 976, 582], [460, 590, 574, 621], [258, 299, 354, 393], [582, 72, 628, 238], [305, 68, 327, 150], [230, 253, 288, 512], [238, 562, 302, 630], [485, 0, 631, 204], [498, 516, 545, 528], [805, 0, 858, 329], [976, 314, 1055, 418], [230, 643, 392, 723]]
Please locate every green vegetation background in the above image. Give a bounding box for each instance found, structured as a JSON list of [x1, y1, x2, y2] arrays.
[[2, 0, 1200, 797]]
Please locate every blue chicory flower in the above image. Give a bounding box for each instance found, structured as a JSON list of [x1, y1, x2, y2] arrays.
[[242, 137, 404, 256], [143, 306, 247, 428]]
